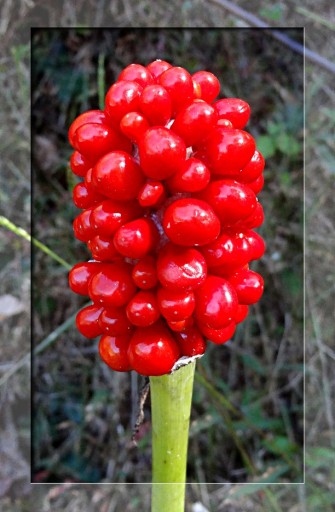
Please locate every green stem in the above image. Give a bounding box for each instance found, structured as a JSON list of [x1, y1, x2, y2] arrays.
[[150, 361, 196, 512]]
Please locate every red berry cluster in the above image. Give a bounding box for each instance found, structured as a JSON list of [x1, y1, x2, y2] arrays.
[[68, 61, 265, 377]]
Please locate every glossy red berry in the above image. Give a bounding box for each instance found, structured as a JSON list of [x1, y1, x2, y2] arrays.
[[69, 261, 108, 295], [118, 63, 154, 88], [214, 98, 251, 129], [228, 268, 264, 305], [198, 321, 236, 345], [68, 110, 109, 147], [234, 304, 249, 324], [91, 199, 143, 238], [99, 334, 132, 371], [131, 256, 158, 289], [175, 326, 206, 356], [238, 200, 264, 229], [113, 217, 158, 258], [157, 287, 195, 322], [244, 230, 265, 260], [138, 181, 166, 208], [140, 84, 172, 126], [72, 181, 103, 209], [239, 149, 265, 183], [92, 151, 144, 201], [73, 123, 132, 160], [69, 151, 92, 177], [73, 207, 96, 242], [195, 275, 238, 329], [119, 111, 150, 143], [88, 263, 136, 308], [138, 127, 186, 180], [198, 127, 256, 172], [126, 291, 161, 327], [105, 80, 143, 126], [158, 66, 194, 114], [87, 235, 120, 262], [127, 322, 180, 376], [246, 174, 264, 195], [197, 179, 257, 226], [99, 306, 133, 335], [157, 243, 207, 290], [146, 59, 172, 79], [171, 100, 218, 147], [201, 231, 251, 269], [192, 70, 221, 103], [166, 158, 210, 194], [163, 198, 220, 246], [167, 316, 194, 333], [76, 305, 104, 338]]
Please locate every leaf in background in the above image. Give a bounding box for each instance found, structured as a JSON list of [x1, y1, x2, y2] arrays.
[[0, 295, 25, 320], [256, 135, 276, 159], [276, 132, 301, 156]]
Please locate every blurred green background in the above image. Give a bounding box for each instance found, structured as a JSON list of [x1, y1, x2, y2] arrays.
[[31, 28, 304, 485]]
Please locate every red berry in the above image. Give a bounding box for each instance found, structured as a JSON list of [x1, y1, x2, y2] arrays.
[[175, 326, 206, 356], [69, 261, 108, 295], [73, 207, 96, 242], [105, 80, 143, 126], [192, 80, 202, 99], [68, 110, 109, 147], [166, 158, 210, 194], [69, 151, 92, 177], [214, 98, 251, 129], [198, 127, 256, 172], [99, 306, 133, 335], [87, 235, 120, 262], [99, 334, 132, 372], [192, 70, 220, 103], [146, 59, 172, 79], [239, 149, 265, 183], [163, 198, 220, 246], [201, 231, 251, 269], [72, 181, 103, 209], [139, 84, 172, 126], [244, 230, 265, 260], [157, 243, 207, 290], [234, 304, 249, 324], [73, 123, 132, 160], [195, 275, 238, 329], [197, 179, 257, 226], [118, 63, 154, 88], [92, 151, 145, 201], [198, 321, 236, 345], [120, 112, 150, 143], [132, 256, 158, 289], [171, 100, 218, 147], [167, 316, 194, 333], [76, 305, 104, 338], [91, 199, 143, 238], [157, 287, 195, 322], [127, 322, 180, 376], [138, 127, 186, 180], [126, 291, 161, 327], [88, 263, 136, 308], [246, 174, 264, 195], [113, 217, 158, 258], [138, 181, 166, 208], [228, 269, 264, 304], [217, 119, 234, 129], [158, 66, 194, 114], [238, 200, 264, 229]]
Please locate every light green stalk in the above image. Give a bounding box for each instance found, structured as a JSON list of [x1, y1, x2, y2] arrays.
[[149, 361, 196, 512]]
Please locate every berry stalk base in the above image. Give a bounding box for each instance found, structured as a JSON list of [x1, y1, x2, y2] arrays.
[[150, 361, 196, 512]]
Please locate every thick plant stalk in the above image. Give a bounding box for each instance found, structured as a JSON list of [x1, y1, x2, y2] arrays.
[[150, 361, 196, 512]]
